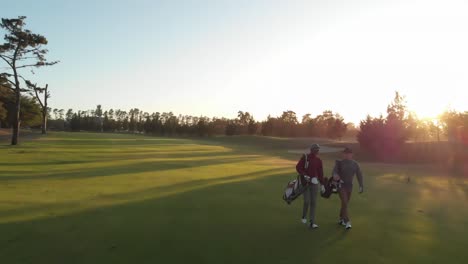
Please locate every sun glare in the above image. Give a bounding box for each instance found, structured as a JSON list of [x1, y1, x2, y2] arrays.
[[407, 97, 451, 120], [411, 107, 441, 120]]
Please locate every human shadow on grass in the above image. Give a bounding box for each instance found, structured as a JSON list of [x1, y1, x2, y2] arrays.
[[0, 171, 352, 264]]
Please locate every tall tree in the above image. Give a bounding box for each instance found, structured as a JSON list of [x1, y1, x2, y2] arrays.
[[65, 109, 73, 122], [0, 16, 58, 145], [280, 110, 298, 124], [0, 76, 10, 127], [102, 111, 111, 132], [129, 108, 137, 133], [279, 110, 298, 137], [247, 119, 258, 135], [27, 82, 49, 134], [358, 92, 411, 161], [95, 105, 103, 132], [58, 109, 64, 120], [1, 83, 41, 128], [387, 91, 407, 121], [385, 91, 409, 148], [70, 113, 81, 131], [236, 111, 254, 135], [327, 113, 348, 140], [0, 101, 6, 128]]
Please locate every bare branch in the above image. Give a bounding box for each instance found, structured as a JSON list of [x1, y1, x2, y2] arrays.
[[0, 54, 13, 60], [21, 48, 39, 54], [16, 56, 38, 60], [33, 85, 45, 108], [16, 63, 42, 69], [16, 61, 59, 69], [17, 74, 30, 85], [0, 55, 13, 68], [25, 80, 47, 108]]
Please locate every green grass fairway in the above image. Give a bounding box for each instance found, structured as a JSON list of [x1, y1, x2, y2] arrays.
[[1, 133, 467, 263]]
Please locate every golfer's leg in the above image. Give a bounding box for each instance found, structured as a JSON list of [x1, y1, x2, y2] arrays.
[[346, 189, 352, 221], [338, 188, 344, 219], [309, 184, 319, 224], [343, 189, 350, 222], [339, 192, 343, 220], [302, 187, 310, 219], [339, 188, 349, 222]]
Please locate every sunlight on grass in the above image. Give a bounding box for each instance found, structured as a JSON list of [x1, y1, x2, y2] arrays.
[[374, 170, 468, 258], [2, 133, 468, 263], [0, 165, 290, 224], [0, 133, 293, 224]]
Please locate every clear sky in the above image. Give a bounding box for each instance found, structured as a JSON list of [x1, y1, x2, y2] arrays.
[[2, 0, 467, 124]]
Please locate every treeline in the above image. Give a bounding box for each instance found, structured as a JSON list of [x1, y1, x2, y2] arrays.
[[43, 106, 350, 139], [261, 110, 347, 138], [357, 92, 468, 161], [1, 88, 466, 147]]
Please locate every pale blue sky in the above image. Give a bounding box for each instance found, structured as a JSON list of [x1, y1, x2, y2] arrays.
[[2, 0, 467, 123]]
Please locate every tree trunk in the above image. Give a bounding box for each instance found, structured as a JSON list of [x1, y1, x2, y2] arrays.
[[11, 46, 21, 146], [42, 85, 48, 134], [11, 89, 20, 145], [41, 110, 47, 134]]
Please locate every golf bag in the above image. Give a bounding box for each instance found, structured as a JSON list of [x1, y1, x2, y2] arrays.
[[320, 177, 334, 198], [321, 160, 343, 199], [283, 154, 309, 204]]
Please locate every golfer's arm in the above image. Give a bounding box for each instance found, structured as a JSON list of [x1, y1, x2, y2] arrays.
[[331, 164, 337, 177], [318, 160, 324, 184], [356, 163, 363, 187], [296, 157, 306, 175]]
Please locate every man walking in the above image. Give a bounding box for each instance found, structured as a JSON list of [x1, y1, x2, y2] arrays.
[[296, 144, 325, 229], [333, 147, 364, 230]]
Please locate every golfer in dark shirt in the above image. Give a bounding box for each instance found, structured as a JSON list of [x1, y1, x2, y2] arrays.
[[332, 147, 363, 230]]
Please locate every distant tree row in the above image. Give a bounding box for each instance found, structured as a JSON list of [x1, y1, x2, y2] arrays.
[[261, 110, 347, 139], [38, 95, 468, 147], [41, 106, 349, 139], [2, 88, 466, 151]]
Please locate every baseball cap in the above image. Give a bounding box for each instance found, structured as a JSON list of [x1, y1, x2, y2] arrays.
[[343, 147, 353, 154]]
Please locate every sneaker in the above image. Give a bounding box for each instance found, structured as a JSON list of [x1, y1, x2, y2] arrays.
[[338, 219, 346, 226], [309, 223, 319, 229], [301, 218, 307, 224], [345, 222, 352, 230]]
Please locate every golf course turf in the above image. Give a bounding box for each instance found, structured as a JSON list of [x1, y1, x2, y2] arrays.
[[0, 132, 467, 263]]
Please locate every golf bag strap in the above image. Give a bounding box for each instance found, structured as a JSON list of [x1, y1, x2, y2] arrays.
[[304, 154, 309, 169]]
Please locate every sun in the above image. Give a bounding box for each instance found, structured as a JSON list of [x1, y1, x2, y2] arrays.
[[412, 108, 440, 120], [408, 100, 448, 120]]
